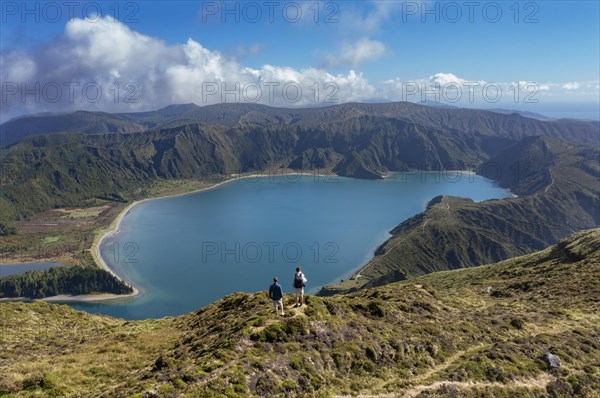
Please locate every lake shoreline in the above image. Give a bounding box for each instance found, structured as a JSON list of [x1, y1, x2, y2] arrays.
[[2, 169, 507, 304], [83, 171, 339, 303]]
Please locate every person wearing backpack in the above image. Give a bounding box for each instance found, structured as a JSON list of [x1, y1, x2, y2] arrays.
[[269, 276, 285, 316], [293, 267, 307, 307]]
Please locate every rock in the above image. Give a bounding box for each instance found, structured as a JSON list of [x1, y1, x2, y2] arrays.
[[483, 286, 492, 294], [543, 352, 562, 369]]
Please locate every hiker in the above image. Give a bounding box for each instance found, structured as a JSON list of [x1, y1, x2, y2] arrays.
[[293, 267, 307, 307], [269, 276, 285, 316]]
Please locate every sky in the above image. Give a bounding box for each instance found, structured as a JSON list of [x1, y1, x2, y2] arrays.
[[1, 0, 599, 121]]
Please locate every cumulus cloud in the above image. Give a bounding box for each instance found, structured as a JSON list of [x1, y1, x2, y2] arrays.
[[325, 38, 386, 68], [562, 82, 580, 90], [383, 73, 486, 98], [0, 17, 375, 118], [1, 17, 596, 121], [381, 74, 579, 106], [428, 72, 466, 86]]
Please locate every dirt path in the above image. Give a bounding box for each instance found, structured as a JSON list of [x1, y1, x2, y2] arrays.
[[334, 313, 574, 398], [334, 372, 554, 398], [410, 344, 484, 385], [333, 343, 485, 398], [403, 373, 555, 397]]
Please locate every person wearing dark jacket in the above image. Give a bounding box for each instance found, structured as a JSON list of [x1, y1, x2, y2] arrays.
[[269, 276, 285, 316]]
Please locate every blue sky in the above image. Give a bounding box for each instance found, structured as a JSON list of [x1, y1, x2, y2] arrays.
[[1, 1, 599, 119]]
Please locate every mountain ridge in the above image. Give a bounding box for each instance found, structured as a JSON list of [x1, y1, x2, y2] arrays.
[[2, 102, 598, 147]]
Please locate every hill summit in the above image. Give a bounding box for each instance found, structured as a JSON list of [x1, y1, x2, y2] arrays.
[[1, 228, 599, 397]]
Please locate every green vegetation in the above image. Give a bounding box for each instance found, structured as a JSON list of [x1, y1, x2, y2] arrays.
[[1, 103, 597, 225], [0, 266, 133, 298], [0, 180, 214, 270], [41, 236, 60, 244], [321, 136, 599, 295], [1, 104, 597, 300], [1, 228, 598, 397], [0, 222, 16, 236], [0, 103, 597, 395]]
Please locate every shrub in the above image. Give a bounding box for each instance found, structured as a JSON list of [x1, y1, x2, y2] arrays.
[[367, 301, 387, 318], [365, 345, 378, 362], [510, 318, 525, 330]]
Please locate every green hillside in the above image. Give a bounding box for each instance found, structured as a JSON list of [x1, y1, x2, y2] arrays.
[[0, 102, 598, 301], [320, 137, 599, 295], [1, 228, 599, 397]]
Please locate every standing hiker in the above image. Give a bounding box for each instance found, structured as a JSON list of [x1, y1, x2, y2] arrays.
[[269, 277, 285, 316], [293, 267, 307, 307]]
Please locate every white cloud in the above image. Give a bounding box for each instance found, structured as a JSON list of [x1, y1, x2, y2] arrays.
[[325, 38, 386, 67], [0, 17, 375, 118], [562, 82, 580, 90], [429, 72, 467, 86], [383, 73, 486, 93], [1, 17, 596, 121], [0, 51, 37, 82], [342, 1, 404, 33]]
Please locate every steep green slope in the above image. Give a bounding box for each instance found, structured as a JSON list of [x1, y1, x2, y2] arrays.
[[2, 110, 598, 226], [0, 115, 519, 223], [320, 137, 599, 295], [1, 228, 599, 397]]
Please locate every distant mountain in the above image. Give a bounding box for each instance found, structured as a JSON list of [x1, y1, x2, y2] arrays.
[[486, 108, 555, 121], [0, 117, 492, 221], [2, 228, 599, 396], [418, 100, 458, 109], [1, 102, 598, 147]]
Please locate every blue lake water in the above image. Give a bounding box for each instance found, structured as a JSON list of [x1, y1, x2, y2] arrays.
[[0, 262, 63, 278], [68, 172, 510, 319]]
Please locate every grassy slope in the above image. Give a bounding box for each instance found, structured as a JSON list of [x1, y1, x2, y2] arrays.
[[320, 137, 599, 295], [1, 228, 599, 397]]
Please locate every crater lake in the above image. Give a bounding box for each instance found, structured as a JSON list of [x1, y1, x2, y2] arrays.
[[68, 172, 511, 319]]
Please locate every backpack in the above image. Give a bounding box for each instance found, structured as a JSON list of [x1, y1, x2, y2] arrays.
[[294, 273, 304, 288]]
